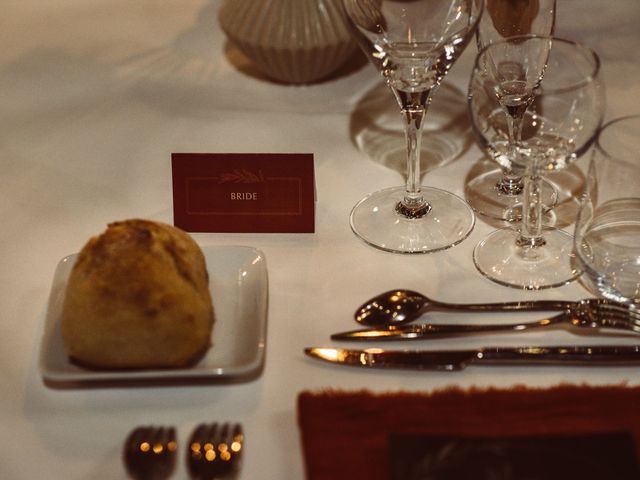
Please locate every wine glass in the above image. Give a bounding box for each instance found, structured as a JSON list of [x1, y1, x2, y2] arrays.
[[343, 0, 483, 254], [575, 115, 640, 304], [471, 36, 605, 290], [467, 0, 557, 222]]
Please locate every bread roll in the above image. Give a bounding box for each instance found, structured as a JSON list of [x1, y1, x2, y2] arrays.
[[60, 219, 214, 369]]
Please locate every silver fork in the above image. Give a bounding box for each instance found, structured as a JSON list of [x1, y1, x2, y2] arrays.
[[123, 426, 177, 480], [187, 423, 243, 480], [331, 299, 640, 340]]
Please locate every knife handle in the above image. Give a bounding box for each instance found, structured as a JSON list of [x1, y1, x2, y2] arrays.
[[479, 346, 640, 365]]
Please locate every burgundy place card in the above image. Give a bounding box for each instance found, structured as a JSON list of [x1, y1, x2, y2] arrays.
[[172, 153, 315, 233]]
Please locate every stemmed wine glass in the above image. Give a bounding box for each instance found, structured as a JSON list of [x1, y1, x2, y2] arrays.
[[471, 36, 605, 289], [467, 0, 557, 222], [343, 0, 483, 254], [575, 115, 640, 304]]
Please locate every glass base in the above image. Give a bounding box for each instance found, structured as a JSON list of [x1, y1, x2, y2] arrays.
[[350, 185, 475, 254], [473, 227, 581, 290], [465, 168, 558, 222]]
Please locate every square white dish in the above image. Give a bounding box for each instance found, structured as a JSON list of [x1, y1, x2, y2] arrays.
[[39, 245, 268, 386]]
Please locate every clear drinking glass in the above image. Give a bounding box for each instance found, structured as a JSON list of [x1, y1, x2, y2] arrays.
[[471, 36, 605, 289], [343, 0, 483, 254], [575, 115, 640, 304], [467, 0, 557, 222]]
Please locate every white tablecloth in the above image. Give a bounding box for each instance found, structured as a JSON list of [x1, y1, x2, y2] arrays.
[[2, 1, 640, 478]]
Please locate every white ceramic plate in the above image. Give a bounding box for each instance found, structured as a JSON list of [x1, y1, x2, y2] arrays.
[[38, 245, 268, 386]]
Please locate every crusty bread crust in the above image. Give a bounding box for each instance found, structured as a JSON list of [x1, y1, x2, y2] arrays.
[[61, 219, 214, 369]]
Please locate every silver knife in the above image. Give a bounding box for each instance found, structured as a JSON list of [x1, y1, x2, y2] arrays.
[[304, 346, 640, 371]]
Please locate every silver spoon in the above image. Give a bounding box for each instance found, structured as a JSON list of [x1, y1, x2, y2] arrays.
[[355, 289, 579, 327]]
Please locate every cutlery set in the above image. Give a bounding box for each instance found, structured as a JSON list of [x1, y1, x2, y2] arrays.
[[335, 297, 640, 340], [124, 423, 243, 480], [305, 290, 640, 370]]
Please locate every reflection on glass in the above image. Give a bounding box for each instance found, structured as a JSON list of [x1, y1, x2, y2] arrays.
[[575, 115, 640, 304]]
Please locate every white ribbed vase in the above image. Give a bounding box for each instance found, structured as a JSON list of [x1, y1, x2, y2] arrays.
[[218, 0, 358, 84]]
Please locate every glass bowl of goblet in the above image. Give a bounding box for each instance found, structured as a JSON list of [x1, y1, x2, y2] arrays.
[[470, 35, 605, 290], [468, 65, 562, 223], [575, 115, 640, 304], [342, 0, 483, 254]]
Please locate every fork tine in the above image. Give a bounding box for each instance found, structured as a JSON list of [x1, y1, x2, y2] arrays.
[[124, 426, 145, 473], [151, 426, 165, 453], [217, 424, 235, 464], [167, 427, 177, 452], [125, 427, 145, 455], [217, 423, 229, 449], [206, 423, 220, 463], [230, 423, 244, 460], [230, 424, 243, 449], [157, 427, 177, 464], [190, 423, 208, 445], [209, 423, 221, 445]]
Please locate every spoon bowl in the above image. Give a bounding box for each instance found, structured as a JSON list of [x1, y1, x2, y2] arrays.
[[355, 290, 432, 326]]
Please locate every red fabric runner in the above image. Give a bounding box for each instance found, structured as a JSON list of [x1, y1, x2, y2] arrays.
[[298, 384, 640, 479]]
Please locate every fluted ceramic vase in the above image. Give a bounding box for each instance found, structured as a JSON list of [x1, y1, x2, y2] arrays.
[[218, 0, 358, 84]]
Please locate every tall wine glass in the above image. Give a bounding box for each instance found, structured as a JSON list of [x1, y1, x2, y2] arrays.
[[467, 0, 557, 222], [343, 0, 483, 254], [575, 115, 640, 304], [471, 36, 605, 289]]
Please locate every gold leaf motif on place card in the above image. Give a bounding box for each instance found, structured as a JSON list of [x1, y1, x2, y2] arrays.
[[215, 169, 265, 184]]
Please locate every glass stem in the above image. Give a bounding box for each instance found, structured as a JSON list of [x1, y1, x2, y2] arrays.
[[499, 98, 531, 196], [395, 89, 432, 219], [505, 107, 525, 165], [404, 105, 425, 202], [517, 164, 546, 249], [502, 97, 544, 250]]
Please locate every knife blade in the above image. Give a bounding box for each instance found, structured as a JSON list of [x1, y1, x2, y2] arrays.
[[304, 346, 640, 371]]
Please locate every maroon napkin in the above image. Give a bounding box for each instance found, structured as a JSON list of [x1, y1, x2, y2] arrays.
[[298, 385, 640, 479]]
